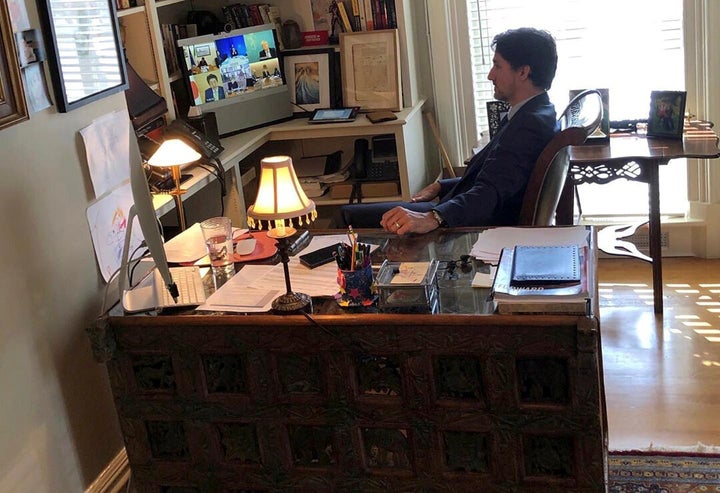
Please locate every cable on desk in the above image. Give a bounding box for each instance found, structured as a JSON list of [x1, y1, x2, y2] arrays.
[[197, 161, 226, 216]]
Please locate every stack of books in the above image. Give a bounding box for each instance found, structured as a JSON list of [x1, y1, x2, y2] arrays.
[[491, 244, 590, 315]]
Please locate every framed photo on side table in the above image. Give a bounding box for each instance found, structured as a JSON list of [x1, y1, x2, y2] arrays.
[[340, 29, 402, 112], [647, 90, 686, 139], [283, 48, 337, 115]]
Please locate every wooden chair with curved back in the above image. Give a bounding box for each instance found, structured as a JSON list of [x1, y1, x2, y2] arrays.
[[518, 89, 603, 226]]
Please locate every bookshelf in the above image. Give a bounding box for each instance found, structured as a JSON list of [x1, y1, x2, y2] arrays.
[[116, 0, 420, 119], [115, 0, 431, 224]]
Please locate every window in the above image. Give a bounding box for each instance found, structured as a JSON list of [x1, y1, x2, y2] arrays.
[[465, 0, 686, 216]]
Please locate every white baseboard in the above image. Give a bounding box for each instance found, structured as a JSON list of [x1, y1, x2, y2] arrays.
[[85, 448, 130, 493]]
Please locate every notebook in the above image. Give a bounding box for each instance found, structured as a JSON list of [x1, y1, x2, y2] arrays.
[[510, 245, 581, 288]]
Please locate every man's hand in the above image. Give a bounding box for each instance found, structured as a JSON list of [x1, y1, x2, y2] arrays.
[[381, 206, 440, 235], [409, 181, 441, 203]]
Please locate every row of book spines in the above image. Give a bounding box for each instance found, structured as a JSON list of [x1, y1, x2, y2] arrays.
[[116, 0, 143, 10], [160, 23, 197, 76], [343, 0, 397, 32], [222, 3, 271, 30]]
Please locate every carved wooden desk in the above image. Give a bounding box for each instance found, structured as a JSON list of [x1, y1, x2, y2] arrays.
[[566, 126, 720, 313], [96, 229, 607, 492]]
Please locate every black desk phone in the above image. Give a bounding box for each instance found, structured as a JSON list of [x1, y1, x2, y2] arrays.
[[166, 118, 224, 159], [352, 136, 399, 181]]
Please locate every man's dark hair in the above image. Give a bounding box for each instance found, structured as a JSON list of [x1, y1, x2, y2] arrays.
[[492, 28, 557, 90], [206, 73, 218, 83]]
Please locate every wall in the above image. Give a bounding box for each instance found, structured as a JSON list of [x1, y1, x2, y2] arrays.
[[0, 1, 437, 491], [0, 81, 126, 492]]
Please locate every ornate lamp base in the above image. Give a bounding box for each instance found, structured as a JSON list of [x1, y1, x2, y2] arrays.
[[272, 291, 312, 314]]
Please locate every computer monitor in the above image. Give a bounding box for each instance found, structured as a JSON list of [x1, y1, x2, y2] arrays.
[[176, 24, 292, 136], [119, 123, 178, 304]]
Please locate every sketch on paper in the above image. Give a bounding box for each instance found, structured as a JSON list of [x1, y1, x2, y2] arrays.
[[80, 110, 132, 198], [86, 182, 144, 282]]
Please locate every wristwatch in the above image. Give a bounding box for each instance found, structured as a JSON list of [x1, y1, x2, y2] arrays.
[[431, 209, 446, 227]]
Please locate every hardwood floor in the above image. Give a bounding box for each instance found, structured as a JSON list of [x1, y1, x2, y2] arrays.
[[598, 257, 720, 451]]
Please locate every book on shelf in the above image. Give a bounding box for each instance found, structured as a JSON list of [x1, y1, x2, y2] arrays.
[[357, 0, 368, 30], [362, 0, 374, 30], [266, 6, 285, 50], [247, 4, 264, 26], [350, 0, 362, 31], [337, 1, 354, 32], [491, 245, 590, 315]]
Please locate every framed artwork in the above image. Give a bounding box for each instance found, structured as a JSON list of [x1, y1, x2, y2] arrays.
[[486, 100, 510, 139], [340, 29, 401, 112], [647, 90, 686, 139], [37, 0, 128, 112], [283, 47, 336, 114], [569, 88, 610, 142], [0, 0, 28, 130]]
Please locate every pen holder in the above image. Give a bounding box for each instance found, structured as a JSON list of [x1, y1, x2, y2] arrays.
[[335, 264, 375, 307]]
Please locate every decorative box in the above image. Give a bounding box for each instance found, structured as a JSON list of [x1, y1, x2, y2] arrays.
[[375, 259, 439, 313]]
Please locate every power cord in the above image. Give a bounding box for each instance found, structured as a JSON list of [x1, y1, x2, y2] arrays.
[[196, 161, 226, 216], [291, 101, 313, 115]]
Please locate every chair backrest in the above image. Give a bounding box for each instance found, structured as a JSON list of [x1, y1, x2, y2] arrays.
[[518, 90, 604, 226], [559, 89, 604, 132]]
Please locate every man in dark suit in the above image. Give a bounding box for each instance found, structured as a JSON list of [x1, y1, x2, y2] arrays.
[[203, 73, 225, 103], [258, 40, 276, 59], [334, 28, 559, 234]]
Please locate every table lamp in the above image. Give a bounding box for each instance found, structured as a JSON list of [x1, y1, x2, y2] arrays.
[[147, 138, 201, 231], [247, 155, 317, 313]]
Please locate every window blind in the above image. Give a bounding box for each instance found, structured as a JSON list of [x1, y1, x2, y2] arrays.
[[465, 0, 686, 216], [467, 0, 684, 140]]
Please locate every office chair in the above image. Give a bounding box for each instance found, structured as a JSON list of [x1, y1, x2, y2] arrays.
[[518, 90, 603, 226]]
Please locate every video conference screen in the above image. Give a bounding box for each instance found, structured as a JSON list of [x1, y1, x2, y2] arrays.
[[179, 28, 283, 107]]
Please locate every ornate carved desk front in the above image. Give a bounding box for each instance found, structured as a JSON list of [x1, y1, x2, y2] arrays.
[[99, 229, 608, 492]]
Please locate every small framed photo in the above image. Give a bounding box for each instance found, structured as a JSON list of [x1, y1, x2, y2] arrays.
[[569, 88, 610, 142], [647, 90, 686, 138], [15, 29, 45, 68], [340, 29, 402, 112], [283, 48, 336, 114], [486, 100, 510, 139]]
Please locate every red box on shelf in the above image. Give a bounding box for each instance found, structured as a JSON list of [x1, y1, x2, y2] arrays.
[[302, 30, 329, 46]]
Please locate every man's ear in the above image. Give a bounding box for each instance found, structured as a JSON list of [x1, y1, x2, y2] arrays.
[[517, 65, 531, 81]]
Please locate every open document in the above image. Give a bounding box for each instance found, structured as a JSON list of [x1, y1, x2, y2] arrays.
[[197, 234, 358, 313]]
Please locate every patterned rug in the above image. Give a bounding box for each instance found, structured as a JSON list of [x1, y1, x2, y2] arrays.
[[608, 453, 720, 492]]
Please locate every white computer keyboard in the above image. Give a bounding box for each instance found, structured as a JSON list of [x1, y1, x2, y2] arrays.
[[154, 266, 207, 309]]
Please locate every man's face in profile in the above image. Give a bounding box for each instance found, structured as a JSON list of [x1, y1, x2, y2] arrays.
[[487, 52, 522, 103]]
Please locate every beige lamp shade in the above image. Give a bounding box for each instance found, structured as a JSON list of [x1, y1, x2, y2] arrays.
[[147, 139, 201, 167], [247, 156, 316, 233]]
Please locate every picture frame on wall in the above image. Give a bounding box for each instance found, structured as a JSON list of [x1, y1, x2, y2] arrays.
[[647, 90, 686, 139], [340, 29, 402, 112], [0, 0, 29, 130], [283, 47, 336, 115], [36, 0, 128, 112]]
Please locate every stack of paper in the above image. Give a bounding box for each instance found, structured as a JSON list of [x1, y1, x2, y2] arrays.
[[470, 226, 589, 264], [296, 154, 353, 198]]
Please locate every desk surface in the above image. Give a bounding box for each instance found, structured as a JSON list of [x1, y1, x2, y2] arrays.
[[131, 227, 597, 318], [569, 125, 720, 163]]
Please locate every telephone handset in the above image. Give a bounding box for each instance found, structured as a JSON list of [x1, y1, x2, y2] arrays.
[[166, 118, 224, 159], [353, 138, 370, 179]]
